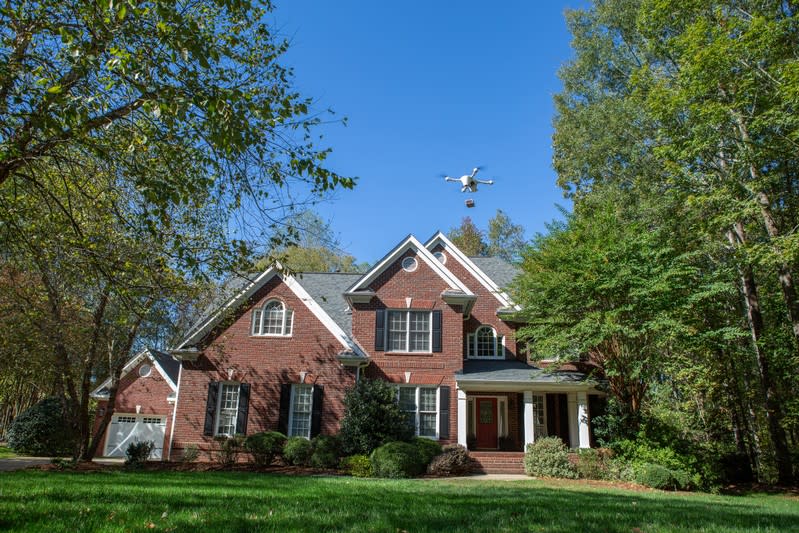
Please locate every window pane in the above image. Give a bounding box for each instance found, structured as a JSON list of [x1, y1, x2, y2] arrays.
[[419, 388, 436, 412], [409, 312, 430, 351], [290, 385, 313, 438], [533, 395, 545, 426], [419, 413, 437, 437], [387, 311, 407, 351], [398, 387, 416, 411], [252, 309, 262, 335], [263, 301, 285, 335], [476, 327, 496, 357], [217, 383, 240, 436], [284, 309, 293, 335]]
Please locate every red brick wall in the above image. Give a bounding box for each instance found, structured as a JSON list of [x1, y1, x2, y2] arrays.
[[353, 249, 464, 445], [93, 360, 175, 456], [430, 244, 520, 360], [170, 275, 356, 460]]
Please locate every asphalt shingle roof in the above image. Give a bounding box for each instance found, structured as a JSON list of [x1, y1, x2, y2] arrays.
[[150, 348, 180, 384], [296, 272, 362, 334], [455, 360, 590, 384], [469, 256, 519, 288]]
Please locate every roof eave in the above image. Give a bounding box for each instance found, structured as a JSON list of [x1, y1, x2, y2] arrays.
[[170, 348, 201, 362]]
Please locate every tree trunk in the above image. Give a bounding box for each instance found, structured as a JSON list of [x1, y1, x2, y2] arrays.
[[727, 225, 794, 484]]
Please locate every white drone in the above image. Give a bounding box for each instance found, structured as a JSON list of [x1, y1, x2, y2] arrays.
[[444, 167, 494, 193]]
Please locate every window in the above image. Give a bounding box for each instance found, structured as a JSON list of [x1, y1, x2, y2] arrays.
[[288, 385, 313, 438], [466, 326, 503, 359], [387, 310, 431, 352], [398, 386, 438, 438], [215, 383, 240, 436], [252, 300, 293, 336], [401, 256, 418, 272], [138, 364, 152, 377]]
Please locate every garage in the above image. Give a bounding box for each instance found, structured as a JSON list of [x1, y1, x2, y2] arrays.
[[103, 414, 167, 459]]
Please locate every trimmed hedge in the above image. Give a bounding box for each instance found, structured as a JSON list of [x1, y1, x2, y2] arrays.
[[524, 437, 577, 479], [7, 397, 76, 456], [244, 431, 286, 466], [310, 435, 341, 469], [370, 441, 424, 478], [283, 436, 313, 466], [428, 444, 473, 476], [341, 454, 373, 477], [412, 437, 442, 467]]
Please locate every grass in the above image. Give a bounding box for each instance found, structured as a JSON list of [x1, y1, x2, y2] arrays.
[[0, 445, 17, 459], [0, 471, 796, 532]]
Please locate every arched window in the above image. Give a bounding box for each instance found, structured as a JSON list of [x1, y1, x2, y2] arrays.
[[252, 299, 293, 336], [466, 326, 503, 359]]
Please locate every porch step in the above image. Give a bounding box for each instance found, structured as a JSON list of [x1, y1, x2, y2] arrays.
[[469, 451, 526, 475]]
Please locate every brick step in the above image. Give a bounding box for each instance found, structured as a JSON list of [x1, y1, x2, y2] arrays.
[[469, 452, 525, 475]]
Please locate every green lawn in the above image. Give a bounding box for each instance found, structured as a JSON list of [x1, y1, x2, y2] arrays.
[[0, 471, 796, 532], [0, 446, 17, 459]]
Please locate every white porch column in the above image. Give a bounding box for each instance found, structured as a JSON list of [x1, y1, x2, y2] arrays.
[[577, 391, 591, 449], [567, 392, 578, 448], [523, 391, 534, 449], [457, 388, 468, 447]]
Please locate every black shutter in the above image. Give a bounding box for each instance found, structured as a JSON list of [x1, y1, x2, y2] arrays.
[[236, 383, 250, 435], [439, 386, 450, 439], [375, 309, 385, 351], [203, 381, 219, 436], [432, 310, 442, 352], [310, 385, 324, 438], [278, 384, 291, 435]]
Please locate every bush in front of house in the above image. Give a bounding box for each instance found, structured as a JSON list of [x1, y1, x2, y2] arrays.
[[310, 434, 342, 469], [575, 448, 611, 480], [181, 444, 200, 463], [370, 441, 425, 478], [613, 439, 700, 489], [213, 435, 244, 466], [633, 462, 691, 490], [338, 379, 415, 455], [427, 444, 474, 476], [283, 436, 313, 466], [524, 437, 577, 479], [341, 454, 373, 477], [412, 437, 442, 467], [125, 440, 155, 468], [7, 397, 77, 456], [244, 431, 286, 466]]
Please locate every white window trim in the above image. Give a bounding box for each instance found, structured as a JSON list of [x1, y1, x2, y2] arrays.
[[287, 384, 314, 439], [468, 395, 509, 440], [386, 309, 433, 353], [214, 382, 240, 437], [397, 385, 439, 439], [466, 326, 505, 359], [251, 299, 294, 337]]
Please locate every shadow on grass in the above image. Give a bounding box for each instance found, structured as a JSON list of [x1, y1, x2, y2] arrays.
[[0, 471, 796, 532]]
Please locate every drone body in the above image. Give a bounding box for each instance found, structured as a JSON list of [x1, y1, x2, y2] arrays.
[[443, 167, 494, 207]]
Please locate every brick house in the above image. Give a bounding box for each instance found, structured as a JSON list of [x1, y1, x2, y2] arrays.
[[94, 232, 605, 463]]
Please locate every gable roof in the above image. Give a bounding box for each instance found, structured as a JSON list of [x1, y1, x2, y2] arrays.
[[468, 256, 519, 289], [90, 348, 179, 399], [297, 272, 361, 333], [424, 231, 520, 310], [345, 234, 474, 305], [174, 265, 366, 358]]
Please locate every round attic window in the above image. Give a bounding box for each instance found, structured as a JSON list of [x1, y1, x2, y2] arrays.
[[434, 251, 447, 264], [401, 256, 418, 272], [138, 364, 152, 378]]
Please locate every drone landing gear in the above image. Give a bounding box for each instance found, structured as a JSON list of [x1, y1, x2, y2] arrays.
[[465, 199, 475, 208]]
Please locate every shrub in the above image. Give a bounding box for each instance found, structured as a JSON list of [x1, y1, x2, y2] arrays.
[[310, 435, 341, 469], [370, 441, 424, 478], [214, 435, 244, 466], [341, 454, 373, 478], [125, 440, 155, 468], [7, 397, 76, 456], [338, 379, 415, 455], [524, 437, 577, 479], [244, 431, 286, 466], [181, 444, 200, 463], [633, 462, 690, 490], [283, 436, 313, 466], [575, 448, 611, 480], [427, 444, 474, 476], [614, 439, 701, 489], [412, 437, 442, 467]]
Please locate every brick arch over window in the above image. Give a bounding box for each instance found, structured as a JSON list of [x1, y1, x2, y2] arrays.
[[466, 325, 504, 359], [252, 299, 293, 336]]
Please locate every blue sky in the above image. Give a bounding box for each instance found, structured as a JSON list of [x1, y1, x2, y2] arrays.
[[272, 1, 583, 264]]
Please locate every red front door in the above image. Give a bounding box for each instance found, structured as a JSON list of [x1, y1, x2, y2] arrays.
[[476, 397, 498, 449]]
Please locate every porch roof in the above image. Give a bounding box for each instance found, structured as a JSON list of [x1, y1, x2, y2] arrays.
[[455, 360, 597, 392]]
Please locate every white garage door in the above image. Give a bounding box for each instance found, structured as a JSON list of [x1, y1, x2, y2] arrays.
[[104, 414, 166, 459]]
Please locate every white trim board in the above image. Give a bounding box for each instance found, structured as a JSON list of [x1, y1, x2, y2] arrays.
[[424, 231, 520, 310]]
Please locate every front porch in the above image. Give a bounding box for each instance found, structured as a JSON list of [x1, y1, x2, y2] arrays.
[[455, 361, 605, 454]]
